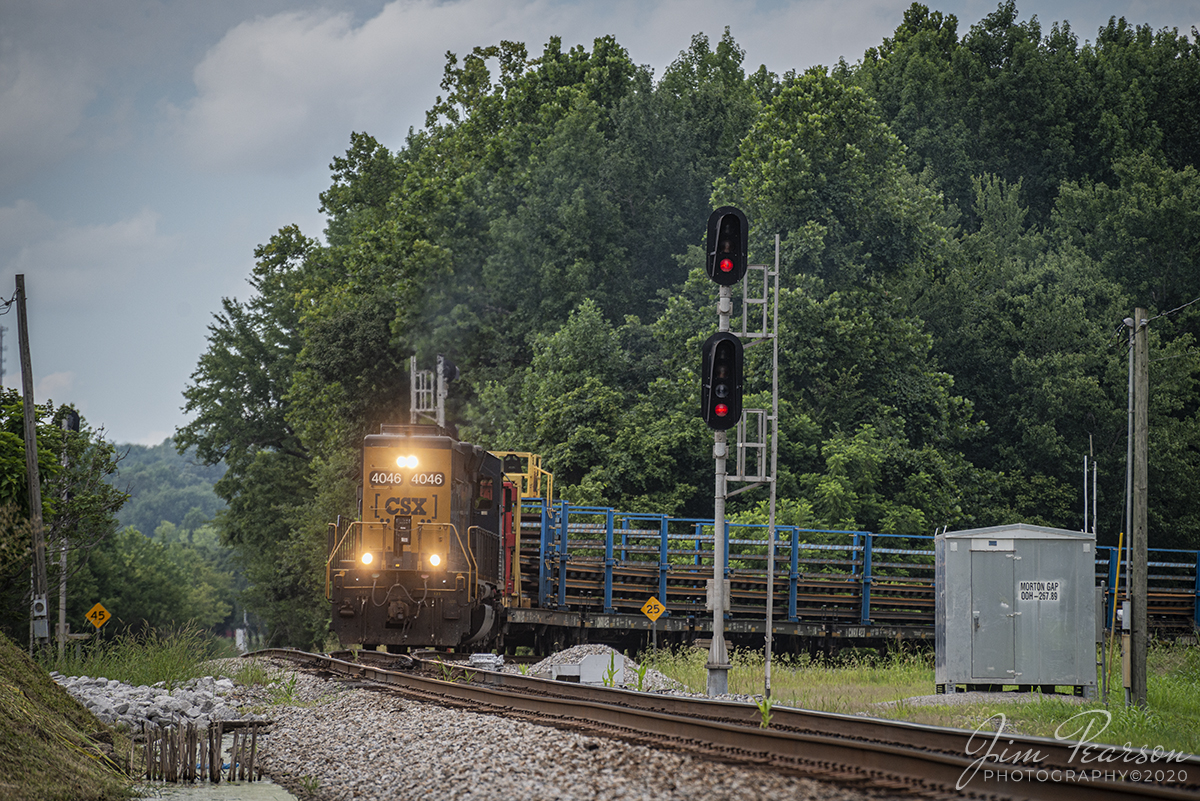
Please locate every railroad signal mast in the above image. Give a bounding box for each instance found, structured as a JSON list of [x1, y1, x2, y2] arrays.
[[700, 207, 781, 697]]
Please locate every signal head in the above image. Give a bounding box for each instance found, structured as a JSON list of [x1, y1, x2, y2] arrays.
[[705, 206, 749, 286], [700, 331, 744, 430]]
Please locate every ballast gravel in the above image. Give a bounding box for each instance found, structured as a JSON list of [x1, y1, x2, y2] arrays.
[[249, 660, 891, 801], [55, 650, 902, 800]]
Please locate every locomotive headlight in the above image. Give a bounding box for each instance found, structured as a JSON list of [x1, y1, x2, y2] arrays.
[[396, 454, 419, 469], [428, 553, 441, 567], [361, 552, 374, 566]]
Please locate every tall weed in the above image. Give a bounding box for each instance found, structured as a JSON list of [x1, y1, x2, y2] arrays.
[[42, 625, 217, 688]]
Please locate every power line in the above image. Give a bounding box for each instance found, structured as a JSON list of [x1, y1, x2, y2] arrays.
[[1146, 294, 1200, 324]]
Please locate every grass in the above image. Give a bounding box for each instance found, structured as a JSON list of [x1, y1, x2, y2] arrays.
[[44, 625, 228, 689], [640, 641, 1200, 757], [0, 624, 289, 801], [639, 645, 931, 710], [0, 631, 135, 801]]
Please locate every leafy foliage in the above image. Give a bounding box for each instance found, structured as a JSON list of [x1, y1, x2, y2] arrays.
[[111, 438, 225, 537], [176, 9, 1200, 645], [0, 391, 127, 641]]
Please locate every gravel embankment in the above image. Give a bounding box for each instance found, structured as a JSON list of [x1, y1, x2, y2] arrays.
[[56, 649, 908, 800], [251, 662, 896, 801]]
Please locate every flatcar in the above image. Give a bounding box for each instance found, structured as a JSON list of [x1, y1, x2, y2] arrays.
[[326, 424, 505, 650]]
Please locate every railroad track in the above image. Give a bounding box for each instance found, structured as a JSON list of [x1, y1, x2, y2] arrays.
[[249, 648, 1200, 801]]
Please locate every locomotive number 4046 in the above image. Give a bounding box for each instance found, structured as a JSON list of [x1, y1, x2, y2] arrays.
[[369, 471, 445, 487]]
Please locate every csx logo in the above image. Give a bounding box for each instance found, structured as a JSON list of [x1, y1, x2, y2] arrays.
[[385, 497, 429, 516]]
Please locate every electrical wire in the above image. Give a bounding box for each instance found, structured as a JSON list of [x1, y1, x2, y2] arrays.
[[1146, 294, 1200, 324]]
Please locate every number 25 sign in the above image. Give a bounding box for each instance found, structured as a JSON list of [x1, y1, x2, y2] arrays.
[[641, 597, 665, 622]]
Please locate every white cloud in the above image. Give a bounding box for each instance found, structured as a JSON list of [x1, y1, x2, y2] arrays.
[[35, 371, 75, 402], [0, 200, 59, 250], [1, 203, 178, 307], [167, 0, 914, 175], [170, 0, 524, 172], [0, 47, 96, 187]]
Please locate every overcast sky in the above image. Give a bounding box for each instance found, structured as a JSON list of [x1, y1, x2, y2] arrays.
[[2, 0, 1196, 447]]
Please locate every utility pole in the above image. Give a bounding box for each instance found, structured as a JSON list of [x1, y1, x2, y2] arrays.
[[1, 324, 8, 385], [58, 410, 80, 658], [16, 275, 50, 648], [1130, 309, 1149, 707]]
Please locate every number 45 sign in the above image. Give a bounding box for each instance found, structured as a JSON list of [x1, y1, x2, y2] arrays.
[[641, 597, 665, 622], [86, 603, 111, 629]]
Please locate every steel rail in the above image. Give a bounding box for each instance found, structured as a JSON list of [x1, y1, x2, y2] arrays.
[[250, 649, 1200, 801]]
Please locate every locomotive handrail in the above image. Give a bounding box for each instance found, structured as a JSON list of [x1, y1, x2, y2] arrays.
[[326, 521, 358, 600], [454, 523, 477, 602]]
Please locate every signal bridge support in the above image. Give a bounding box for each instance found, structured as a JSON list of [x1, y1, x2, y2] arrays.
[[410, 355, 459, 428], [724, 238, 781, 699]]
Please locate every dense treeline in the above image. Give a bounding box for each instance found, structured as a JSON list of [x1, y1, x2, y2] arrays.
[[0, 396, 239, 640], [177, 2, 1200, 648], [0, 389, 126, 640], [114, 439, 226, 537]]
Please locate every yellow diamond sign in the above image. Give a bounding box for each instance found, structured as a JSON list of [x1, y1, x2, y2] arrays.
[[641, 597, 665, 622], [86, 603, 111, 629]]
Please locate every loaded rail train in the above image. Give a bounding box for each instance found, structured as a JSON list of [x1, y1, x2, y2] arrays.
[[327, 425, 1200, 656]]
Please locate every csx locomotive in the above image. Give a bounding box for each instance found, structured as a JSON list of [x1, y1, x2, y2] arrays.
[[326, 424, 507, 650]]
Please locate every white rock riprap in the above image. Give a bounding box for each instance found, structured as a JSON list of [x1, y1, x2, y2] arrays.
[[518, 643, 759, 702], [52, 671, 265, 731], [251, 660, 896, 801]]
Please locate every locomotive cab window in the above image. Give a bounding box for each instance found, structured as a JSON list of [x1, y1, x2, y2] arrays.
[[474, 476, 494, 510]]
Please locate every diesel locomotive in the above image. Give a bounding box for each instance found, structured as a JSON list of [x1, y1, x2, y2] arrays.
[[326, 424, 508, 650]]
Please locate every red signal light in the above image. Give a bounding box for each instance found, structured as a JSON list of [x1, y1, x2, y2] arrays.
[[706, 207, 748, 286], [701, 331, 743, 430]]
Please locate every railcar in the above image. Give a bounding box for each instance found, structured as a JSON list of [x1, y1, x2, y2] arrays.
[[326, 424, 506, 649], [328, 426, 1200, 657]]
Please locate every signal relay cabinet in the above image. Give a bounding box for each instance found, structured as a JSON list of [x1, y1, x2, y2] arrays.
[[935, 524, 1099, 697]]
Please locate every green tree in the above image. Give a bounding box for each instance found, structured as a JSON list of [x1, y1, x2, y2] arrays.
[[715, 68, 947, 291], [1051, 158, 1200, 547], [853, 3, 1200, 227], [113, 438, 225, 536], [176, 226, 325, 647], [0, 391, 127, 640]]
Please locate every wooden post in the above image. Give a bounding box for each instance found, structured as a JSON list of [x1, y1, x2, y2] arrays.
[[186, 724, 194, 782], [15, 275, 49, 647], [212, 722, 223, 784], [228, 728, 238, 782], [249, 724, 259, 781], [1131, 308, 1149, 707]]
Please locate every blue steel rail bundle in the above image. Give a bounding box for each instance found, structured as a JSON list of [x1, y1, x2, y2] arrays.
[[502, 498, 1200, 655]]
